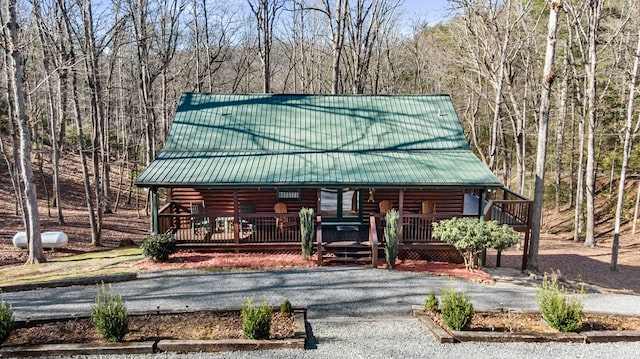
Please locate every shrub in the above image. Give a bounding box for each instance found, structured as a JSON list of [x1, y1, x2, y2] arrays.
[[141, 233, 176, 262], [424, 291, 439, 312], [241, 297, 272, 340], [0, 294, 14, 344], [432, 218, 519, 271], [280, 299, 293, 316], [299, 208, 315, 259], [440, 287, 474, 331], [91, 284, 129, 342], [536, 275, 583, 332], [384, 209, 400, 269]]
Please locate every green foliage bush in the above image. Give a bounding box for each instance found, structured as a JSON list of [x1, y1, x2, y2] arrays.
[[432, 218, 519, 271], [424, 291, 439, 312], [241, 297, 272, 340], [280, 299, 293, 316], [536, 275, 583, 332], [91, 284, 129, 342], [299, 208, 315, 259], [440, 287, 474, 331], [0, 294, 15, 344], [384, 209, 399, 269], [141, 233, 176, 262]]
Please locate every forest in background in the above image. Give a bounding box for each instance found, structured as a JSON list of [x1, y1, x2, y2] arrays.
[[1, 0, 639, 265]]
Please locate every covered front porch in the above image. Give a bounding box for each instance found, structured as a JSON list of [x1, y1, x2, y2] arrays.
[[150, 186, 532, 269]]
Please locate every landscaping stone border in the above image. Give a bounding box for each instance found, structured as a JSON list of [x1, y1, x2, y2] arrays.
[[0, 308, 307, 357], [0, 273, 137, 293], [411, 306, 640, 344]]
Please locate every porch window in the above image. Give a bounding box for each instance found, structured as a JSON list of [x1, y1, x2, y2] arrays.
[[320, 188, 361, 220], [277, 189, 301, 200]]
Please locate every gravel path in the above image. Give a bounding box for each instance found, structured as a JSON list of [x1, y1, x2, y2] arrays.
[[4, 267, 640, 358]]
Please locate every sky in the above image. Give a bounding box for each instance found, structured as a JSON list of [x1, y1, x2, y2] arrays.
[[400, 0, 453, 27]]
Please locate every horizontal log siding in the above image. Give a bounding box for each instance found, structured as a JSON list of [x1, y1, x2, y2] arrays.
[[169, 188, 318, 214], [402, 189, 464, 214], [170, 188, 465, 216], [362, 189, 464, 215]]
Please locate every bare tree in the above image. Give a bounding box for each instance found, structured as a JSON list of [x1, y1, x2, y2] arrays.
[[1, 0, 44, 263], [528, 0, 562, 270], [583, 0, 603, 248], [248, 0, 285, 93], [611, 21, 640, 270]]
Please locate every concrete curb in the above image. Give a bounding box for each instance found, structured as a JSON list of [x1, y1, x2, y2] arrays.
[[0, 308, 307, 357], [0, 273, 138, 293]]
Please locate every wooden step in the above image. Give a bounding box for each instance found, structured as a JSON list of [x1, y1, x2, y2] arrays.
[[324, 241, 369, 248], [323, 257, 372, 263], [328, 250, 372, 256]]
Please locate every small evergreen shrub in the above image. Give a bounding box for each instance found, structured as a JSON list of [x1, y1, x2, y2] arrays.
[[424, 291, 439, 312], [440, 287, 474, 331], [432, 218, 519, 271], [280, 299, 293, 316], [299, 208, 315, 259], [0, 294, 15, 344], [141, 233, 176, 262], [91, 284, 129, 342], [241, 297, 272, 340], [384, 209, 400, 269], [536, 275, 583, 332]]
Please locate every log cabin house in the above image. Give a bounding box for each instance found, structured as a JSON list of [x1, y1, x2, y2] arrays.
[[135, 93, 532, 268]]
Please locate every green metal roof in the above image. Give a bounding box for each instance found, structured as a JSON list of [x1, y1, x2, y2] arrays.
[[136, 93, 502, 188]]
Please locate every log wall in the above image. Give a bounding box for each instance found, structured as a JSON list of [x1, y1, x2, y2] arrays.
[[170, 187, 466, 217]]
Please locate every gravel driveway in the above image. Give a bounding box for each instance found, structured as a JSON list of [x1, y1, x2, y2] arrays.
[[4, 267, 640, 358]]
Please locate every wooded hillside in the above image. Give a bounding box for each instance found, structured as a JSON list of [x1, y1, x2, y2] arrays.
[[1, 1, 639, 265]]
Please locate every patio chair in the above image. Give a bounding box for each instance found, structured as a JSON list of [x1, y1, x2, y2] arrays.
[[379, 200, 393, 215], [240, 201, 255, 235], [190, 201, 211, 234], [275, 202, 297, 232], [419, 200, 436, 239]]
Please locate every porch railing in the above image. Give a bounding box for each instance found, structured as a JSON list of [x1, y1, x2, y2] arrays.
[[372, 212, 474, 244], [483, 188, 532, 230], [157, 211, 300, 243]]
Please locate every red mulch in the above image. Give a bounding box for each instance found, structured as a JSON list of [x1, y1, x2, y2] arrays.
[[133, 251, 493, 283]]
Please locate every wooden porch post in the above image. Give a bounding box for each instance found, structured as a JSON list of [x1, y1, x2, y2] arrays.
[[398, 189, 404, 244], [151, 187, 159, 234], [478, 188, 486, 220], [233, 190, 240, 250], [478, 188, 486, 267]]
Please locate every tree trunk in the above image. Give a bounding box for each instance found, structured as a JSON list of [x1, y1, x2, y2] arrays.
[[3, 0, 44, 264], [528, 0, 562, 270], [611, 25, 640, 270], [584, 0, 603, 248]]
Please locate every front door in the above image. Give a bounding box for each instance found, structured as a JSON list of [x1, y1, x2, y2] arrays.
[[320, 188, 362, 222]]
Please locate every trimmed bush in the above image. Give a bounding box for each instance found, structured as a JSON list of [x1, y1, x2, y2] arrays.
[[241, 297, 272, 340], [141, 233, 176, 262], [91, 284, 129, 342], [424, 291, 439, 312], [440, 287, 474, 331], [280, 299, 293, 316], [384, 209, 400, 269], [0, 294, 14, 344], [432, 218, 519, 271], [299, 208, 315, 259], [536, 275, 583, 332]]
